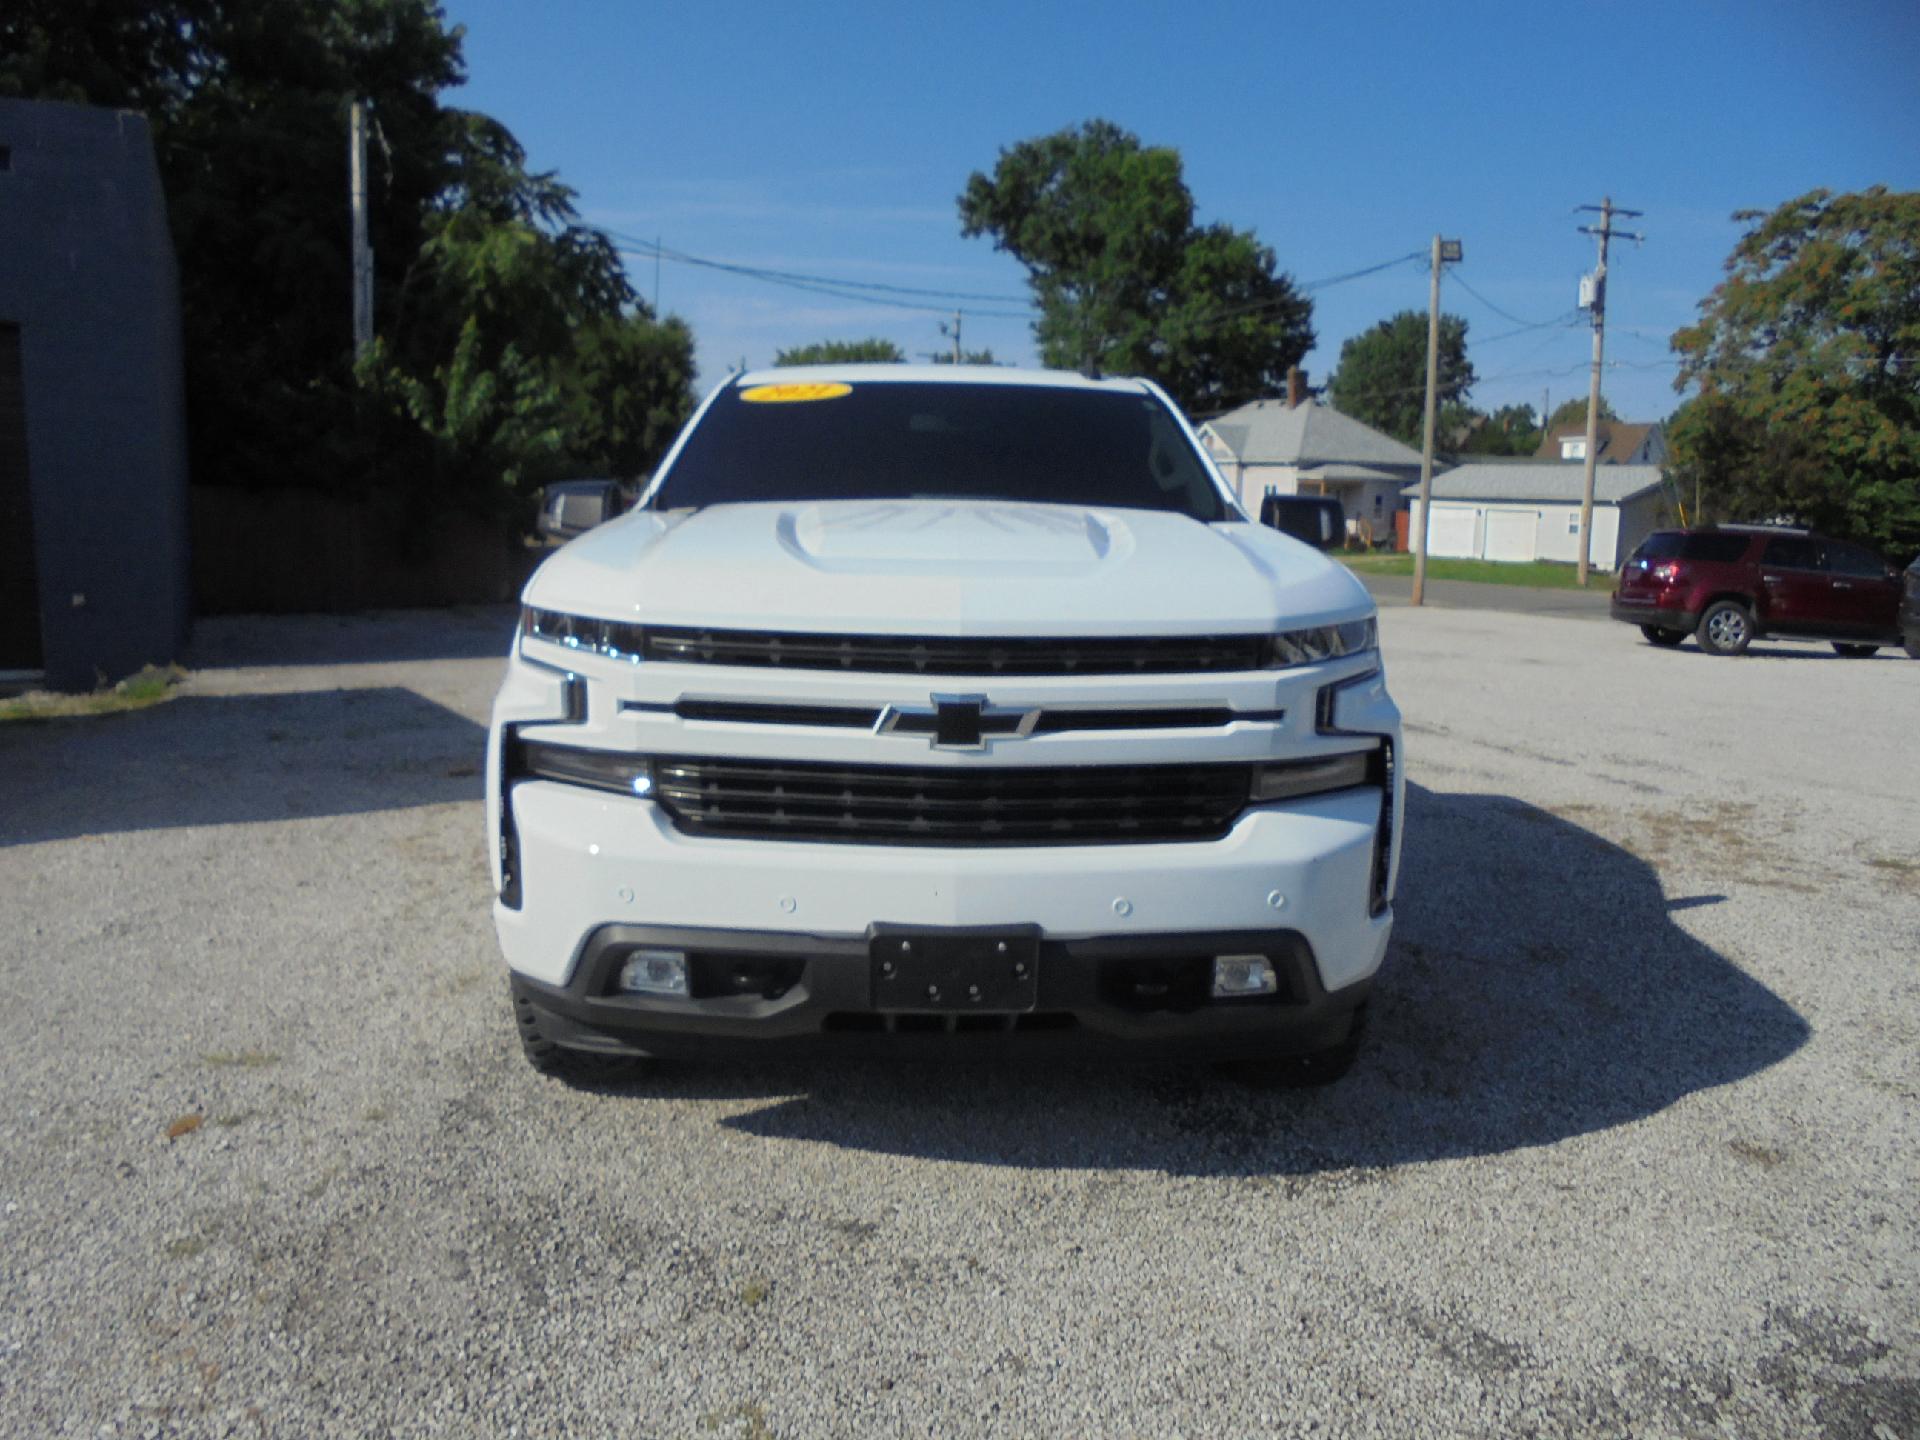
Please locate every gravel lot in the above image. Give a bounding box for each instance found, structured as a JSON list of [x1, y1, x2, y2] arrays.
[[1, 603, 1915, 1439]]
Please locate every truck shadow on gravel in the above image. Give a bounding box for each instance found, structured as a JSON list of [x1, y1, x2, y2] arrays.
[[705, 782, 1811, 1176], [0, 687, 486, 848]]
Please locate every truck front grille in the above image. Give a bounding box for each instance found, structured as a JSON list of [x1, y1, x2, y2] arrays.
[[653, 757, 1254, 845], [642, 627, 1268, 675]]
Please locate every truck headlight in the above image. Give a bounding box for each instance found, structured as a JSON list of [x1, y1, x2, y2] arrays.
[[1268, 618, 1376, 667], [515, 740, 654, 798], [522, 606, 647, 661]]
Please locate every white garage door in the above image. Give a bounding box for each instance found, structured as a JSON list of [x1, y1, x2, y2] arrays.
[[1485, 509, 1538, 562], [1427, 507, 1478, 558]]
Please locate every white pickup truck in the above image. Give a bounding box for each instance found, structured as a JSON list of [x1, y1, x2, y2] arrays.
[[487, 366, 1402, 1082]]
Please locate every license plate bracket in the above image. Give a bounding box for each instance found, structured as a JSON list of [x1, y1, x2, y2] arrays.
[[869, 926, 1040, 1012]]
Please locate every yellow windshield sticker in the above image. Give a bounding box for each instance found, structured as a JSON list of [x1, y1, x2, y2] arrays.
[[739, 382, 853, 404]]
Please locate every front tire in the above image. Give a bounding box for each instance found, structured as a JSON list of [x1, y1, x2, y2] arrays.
[[1696, 600, 1754, 656], [1640, 625, 1686, 647], [1832, 643, 1879, 658]]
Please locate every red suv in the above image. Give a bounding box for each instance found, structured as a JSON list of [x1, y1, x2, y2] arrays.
[[1611, 525, 1908, 657]]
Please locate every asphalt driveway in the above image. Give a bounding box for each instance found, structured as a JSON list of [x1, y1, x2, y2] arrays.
[[1355, 569, 1615, 620]]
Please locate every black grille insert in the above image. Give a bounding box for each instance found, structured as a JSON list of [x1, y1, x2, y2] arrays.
[[643, 627, 1268, 675], [653, 757, 1254, 845], [631, 698, 1254, 735]]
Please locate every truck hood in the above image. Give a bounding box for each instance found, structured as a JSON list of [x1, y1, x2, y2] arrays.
[[525, 500, 1372, 635]]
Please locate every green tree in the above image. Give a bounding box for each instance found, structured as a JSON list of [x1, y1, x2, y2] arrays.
[[1458, 403, 1544, 456], [1545, 395, 1617, 432], [1669, 187, 1920, 557], [773, 338, 906, 365], [1327, 311, 1474, 445], [1, 0, 696, 508], [560, 312, 699, 478], [958, 119, 1312, 414]]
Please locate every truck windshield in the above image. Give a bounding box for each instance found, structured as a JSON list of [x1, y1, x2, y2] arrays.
[[648, 381, 1232, 521]]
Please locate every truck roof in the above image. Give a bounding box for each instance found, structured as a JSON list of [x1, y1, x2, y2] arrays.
[[728, 363, 1152, 393]]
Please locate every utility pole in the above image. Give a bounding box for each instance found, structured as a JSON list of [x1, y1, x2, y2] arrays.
[[940, 311, 963, 364], [349, 100, 373, 358], [1573, 196, 1643, 585], [653, 234, 661, 313], [1412, 235, 1462, 607]]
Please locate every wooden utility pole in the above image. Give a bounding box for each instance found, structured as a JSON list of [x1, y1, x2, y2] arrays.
[[1573, 197, 1643, 585], [349, 100, 373, 358], [1412, 235, 1461, 606], [940, 310, 963, 364]]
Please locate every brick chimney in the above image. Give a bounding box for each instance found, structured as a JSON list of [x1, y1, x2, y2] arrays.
[[1286, 367, 1307, 408]]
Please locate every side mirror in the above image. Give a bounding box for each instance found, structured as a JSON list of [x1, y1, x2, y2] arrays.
[[538, 480, 622, 541]]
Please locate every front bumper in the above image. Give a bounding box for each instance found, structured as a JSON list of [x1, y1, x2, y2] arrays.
[[1610, 597, 1696, 631], [494, 779, 1393, 1059], [512, 923, 1373, 1062], [487, 629, 1402, 1058], [500, 775, 1391, 969]]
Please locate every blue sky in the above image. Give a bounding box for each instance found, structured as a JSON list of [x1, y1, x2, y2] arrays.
[[440, 0, 1918, 424]]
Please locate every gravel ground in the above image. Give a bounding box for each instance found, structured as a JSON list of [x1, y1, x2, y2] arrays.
[[1, 604, 1915, 1439]]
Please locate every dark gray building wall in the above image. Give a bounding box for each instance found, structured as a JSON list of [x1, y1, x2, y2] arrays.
[[0, 98, 190, 690]]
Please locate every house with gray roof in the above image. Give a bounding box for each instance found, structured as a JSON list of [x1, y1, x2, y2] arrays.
[[1196, 374, 1425, 546], [1401, 462, 1670, 571]]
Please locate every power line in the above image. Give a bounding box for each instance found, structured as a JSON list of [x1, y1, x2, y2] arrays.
[[1300, 250, 1430, 293], [608, 233, 1033, 312], [1444, 270, 1568, 330], [615, 232, 1032, 303], [1154, 250, 1428, 342], [617, 232, 1431, 335], [616, 247, 1033, 319], [1324, 356, 1676, 408], [1473, 310, 1584, 346]]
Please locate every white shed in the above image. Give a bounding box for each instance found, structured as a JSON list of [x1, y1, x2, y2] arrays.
[[1403, 463, 1669, 572]]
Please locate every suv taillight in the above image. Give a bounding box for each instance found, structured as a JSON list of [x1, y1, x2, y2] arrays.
[[1648, 561, 1680, 583]]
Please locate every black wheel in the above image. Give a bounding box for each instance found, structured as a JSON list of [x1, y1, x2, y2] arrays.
[[511, 980, 649, 1082], [1831, 643, 1879, 658], [1225, 1006, 1368, 1089], [1695, 600, 1754, 656], [1640, 625, 1686, 647]]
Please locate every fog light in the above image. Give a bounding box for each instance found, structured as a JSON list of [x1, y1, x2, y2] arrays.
[[1212, 954, 1279, 998], [616, 949, 688, 996]]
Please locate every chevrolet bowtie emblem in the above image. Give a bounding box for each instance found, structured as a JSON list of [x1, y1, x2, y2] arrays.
[[875, 694, 1039, 750]]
